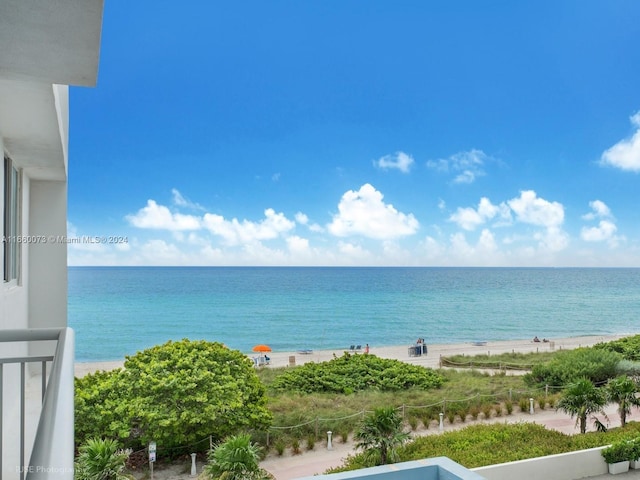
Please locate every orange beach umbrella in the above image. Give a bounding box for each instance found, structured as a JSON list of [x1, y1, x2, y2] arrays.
[[252, 344, 272, 353]]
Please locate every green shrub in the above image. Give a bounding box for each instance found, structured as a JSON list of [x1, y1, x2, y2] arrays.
[[630, 437, 640, 461], [505, 400, 513, 415], [271, 353, 445, 394], [525, 348, 622, 387], [291, 438, 301, 455], [537, 396, 547, 410], [469, 405, 480, 420], [518, 397, 530, 412], [204, 434, 271, 480], [306, 435, 316, 451], [602, 440, 634, 463], [421, 415, 431, 430], [274, 440, 285, 456], [408, 416, 419, 431], [74, 438, 132, 480], [446, 411, 456, 424], [457, 406, 469, 423], [593, 335, 640, 361], [332, 422, 640, 472], [75, 340, 272, 454]]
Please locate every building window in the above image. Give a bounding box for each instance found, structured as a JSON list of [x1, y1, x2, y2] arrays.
[[4, 156, 20, 282]]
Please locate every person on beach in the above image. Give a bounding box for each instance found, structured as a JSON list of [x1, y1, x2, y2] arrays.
[[365, 343, 369, 354]]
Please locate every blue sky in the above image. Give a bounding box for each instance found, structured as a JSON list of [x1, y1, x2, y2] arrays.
[[68, 1, 640, 266]]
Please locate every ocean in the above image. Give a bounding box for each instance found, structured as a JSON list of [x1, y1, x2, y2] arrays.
[[68, 267, 640, 362]]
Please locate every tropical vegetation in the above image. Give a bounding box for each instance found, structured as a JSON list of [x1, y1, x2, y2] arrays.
[[593, 334, 640, 361], [332, 422, 640, 472], [75, 339, 272, 453], [204, 434, 273, 480], [605, 375, 640, 427], [524, 347, 622, 387], [555, 378, 607, 434], [74, 437, 133, 480], [74, 334, 640, 476], [353, 407, 410, 466], [270, 352, 445, 394], [601, 439, 635, 464]]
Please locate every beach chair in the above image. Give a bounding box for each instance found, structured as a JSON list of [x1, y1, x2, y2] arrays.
[[349, 345, 355, 351], [355, 345, 362, 351]]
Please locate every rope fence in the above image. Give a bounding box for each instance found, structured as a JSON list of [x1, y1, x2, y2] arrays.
[[118, 382, 575, 457]]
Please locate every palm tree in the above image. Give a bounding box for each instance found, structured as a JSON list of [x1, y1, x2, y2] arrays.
[[354, 406, 410, 466], [556, 378, 607, 434], [204, 434, 273, 480], [605, 375, 640, 427], [74, 438, 132, 480]]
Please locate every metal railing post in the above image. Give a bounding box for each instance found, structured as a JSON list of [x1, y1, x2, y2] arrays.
[[21, 362, 25, 480], [0, 328, 73, 480]]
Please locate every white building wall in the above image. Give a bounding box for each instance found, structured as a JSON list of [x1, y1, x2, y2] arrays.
[[473, 447, 609, 480], [28, 179, 67, 331], [1, 142, 35, 480], [0, 138, 29, 332]]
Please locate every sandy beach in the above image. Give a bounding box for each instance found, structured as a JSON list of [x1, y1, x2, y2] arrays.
[[74, 333, 630, 377]]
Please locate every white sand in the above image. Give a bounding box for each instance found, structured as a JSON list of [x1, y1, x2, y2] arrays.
[[74, 333, 630, 377]]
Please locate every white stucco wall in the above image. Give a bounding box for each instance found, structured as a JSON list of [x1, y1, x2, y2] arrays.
[[0, 137, 29, 332], [28, 179, 67, 330], [473, 447, 609, 480], [1, 143, 34, 480]]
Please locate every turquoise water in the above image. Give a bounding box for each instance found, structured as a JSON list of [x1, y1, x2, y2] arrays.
[[68, 267, 640, 362]]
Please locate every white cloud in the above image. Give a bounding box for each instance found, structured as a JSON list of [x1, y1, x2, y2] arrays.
[[600, 111, 640, 171], [427, 149, 490, 184], [327, 184, 419, 239], [504, 191, 568, 252], [286, 235, 310, 253], [126, 200, 201, 230], [295, 212, 309, 224], [295, 212, 324, 232], [337, 241, 371, 260], [581, 220, 617, 243], [453, 170, 476, 184], [136, 239, 188, 265], [449, 197, 510, 231], [507, 190, 564, 227], [580, 200, 621, 248], [374, 151, 414, 173], [172, 188, 205, 210], [582, 200, 611, 220], [478, 229, 498, 252], [534, 226, 569, 252], [203, 208, 295, 246]]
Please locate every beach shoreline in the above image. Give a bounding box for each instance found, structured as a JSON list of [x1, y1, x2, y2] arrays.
[[74, 333, 631, 377]]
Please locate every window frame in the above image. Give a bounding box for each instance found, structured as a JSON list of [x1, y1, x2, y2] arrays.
[[4, 155, 21, 284]]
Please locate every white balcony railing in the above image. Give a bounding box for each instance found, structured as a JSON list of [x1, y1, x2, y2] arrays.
[[0, 328, 74, 480]]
